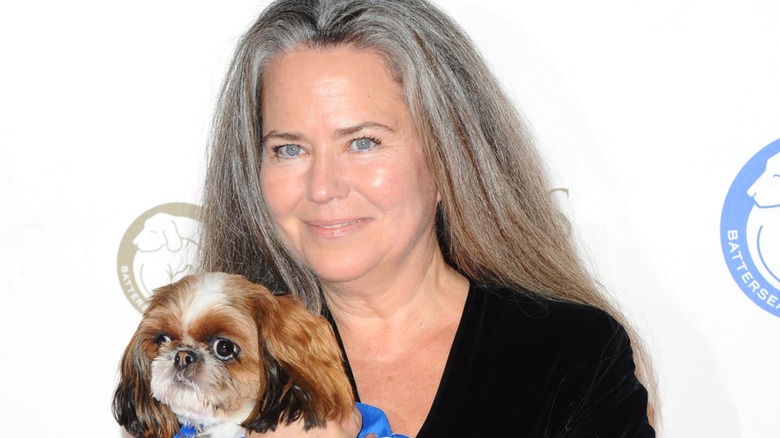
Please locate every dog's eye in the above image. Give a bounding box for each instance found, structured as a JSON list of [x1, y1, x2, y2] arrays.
[[212, 338, 239, 361], [154, 333, 172, 345]]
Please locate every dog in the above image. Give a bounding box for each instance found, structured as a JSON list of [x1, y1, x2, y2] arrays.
[[113, 272, 355, 438]]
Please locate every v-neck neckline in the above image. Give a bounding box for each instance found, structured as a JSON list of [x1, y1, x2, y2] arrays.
[[324, 282, 478, 437]]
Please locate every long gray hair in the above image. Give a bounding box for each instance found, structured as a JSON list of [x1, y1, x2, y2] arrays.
[[199, 0, 655, 420]]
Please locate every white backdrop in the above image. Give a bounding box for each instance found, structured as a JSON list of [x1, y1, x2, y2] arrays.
[[1, 1, 778, 436]]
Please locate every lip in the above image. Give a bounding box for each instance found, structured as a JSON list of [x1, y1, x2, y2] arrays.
[[305, 218, 372, 239]]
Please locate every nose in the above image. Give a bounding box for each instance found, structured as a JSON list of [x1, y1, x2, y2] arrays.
[[174, 350, 198, 371], [306, 152, 348, 203]]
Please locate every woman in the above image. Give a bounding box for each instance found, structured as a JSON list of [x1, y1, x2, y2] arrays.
[[200, 0, 656, 436]]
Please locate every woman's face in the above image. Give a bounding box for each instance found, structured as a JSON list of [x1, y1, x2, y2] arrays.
[[259, 47, 440, 287]]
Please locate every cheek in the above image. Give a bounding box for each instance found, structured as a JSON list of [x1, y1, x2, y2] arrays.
[[365, 157, 437, 207], [260, 169, 298, 220], [366, 165, 390, 192], [354, 162, 406, 209]]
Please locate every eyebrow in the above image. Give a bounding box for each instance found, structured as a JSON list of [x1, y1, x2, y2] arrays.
[[335, 122, 395, 137], [261, 130, 303, 144], [262, 122, 396, 144]]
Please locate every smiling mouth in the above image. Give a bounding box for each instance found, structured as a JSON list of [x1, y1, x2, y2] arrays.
[[315, 219, 365, 229], [307, 218, 370, 237]]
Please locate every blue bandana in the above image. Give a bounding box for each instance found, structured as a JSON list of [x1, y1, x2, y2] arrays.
[[173, 424, 198, 438], [173, 424, 245, 438], [173, 403, 403, 438], [357, 402, 409, 438]]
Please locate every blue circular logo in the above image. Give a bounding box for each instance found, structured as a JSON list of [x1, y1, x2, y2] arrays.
[[721, 138, 780, 317]]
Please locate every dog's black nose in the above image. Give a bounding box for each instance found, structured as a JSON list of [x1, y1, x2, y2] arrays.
[[174, 350, 198, 371]]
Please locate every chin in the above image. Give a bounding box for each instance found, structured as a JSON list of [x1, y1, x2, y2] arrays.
[[113, 272, 354, 438]]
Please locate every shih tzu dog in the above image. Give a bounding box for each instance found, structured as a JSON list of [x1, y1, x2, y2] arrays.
[[113, 272, 355, 438]]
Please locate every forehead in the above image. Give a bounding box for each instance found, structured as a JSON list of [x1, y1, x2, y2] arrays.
[[261, 46, 406, 127], [263, 45, 397, 89]]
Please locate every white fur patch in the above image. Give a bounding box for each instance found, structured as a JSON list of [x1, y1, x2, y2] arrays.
[[182, 272, 228, 329]]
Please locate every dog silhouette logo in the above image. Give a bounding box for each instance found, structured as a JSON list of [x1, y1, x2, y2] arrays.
[[117, 203, 201, 313], [721, 139, 780, 317]]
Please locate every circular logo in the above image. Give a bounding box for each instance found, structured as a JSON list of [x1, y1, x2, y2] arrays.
[[721, 139, 780, 317], [117, 203, 202, 313]]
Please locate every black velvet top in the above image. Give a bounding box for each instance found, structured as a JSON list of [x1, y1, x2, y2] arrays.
[[329, 282, 655, 437]]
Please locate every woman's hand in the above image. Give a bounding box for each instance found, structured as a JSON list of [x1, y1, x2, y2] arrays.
[[245, 409, 364, 438]]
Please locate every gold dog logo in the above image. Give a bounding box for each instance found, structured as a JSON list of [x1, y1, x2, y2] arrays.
[[117, 203, 201, 313]]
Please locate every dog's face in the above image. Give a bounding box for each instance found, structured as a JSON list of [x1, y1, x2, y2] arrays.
[[113, 273, 355, 438], [145, 273, 262, 426]]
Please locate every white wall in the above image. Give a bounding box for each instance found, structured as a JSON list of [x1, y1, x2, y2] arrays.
[[1, 1, 778, 436]]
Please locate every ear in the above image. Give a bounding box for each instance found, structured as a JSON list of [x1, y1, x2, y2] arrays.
[[243, 293, 355, 433], [113, 332, 180, 438]]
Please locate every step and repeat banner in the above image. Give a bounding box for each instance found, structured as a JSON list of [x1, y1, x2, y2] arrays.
[[1, 1, 778, 436]]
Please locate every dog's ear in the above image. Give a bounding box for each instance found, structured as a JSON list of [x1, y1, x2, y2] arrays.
[[243, 292, 355, 433], [113, 332, 179, 438]]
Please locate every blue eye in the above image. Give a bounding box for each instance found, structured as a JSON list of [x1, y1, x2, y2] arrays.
[[275, 144, 302, 158], [351, 137, 377, 151]]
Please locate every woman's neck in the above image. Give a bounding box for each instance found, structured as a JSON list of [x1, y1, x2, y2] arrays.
[[322, 249, 468, 353], [323, 250, 469, 436]]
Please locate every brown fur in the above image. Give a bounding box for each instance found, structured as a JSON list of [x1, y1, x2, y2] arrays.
[[113, 273, 354, 438]]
